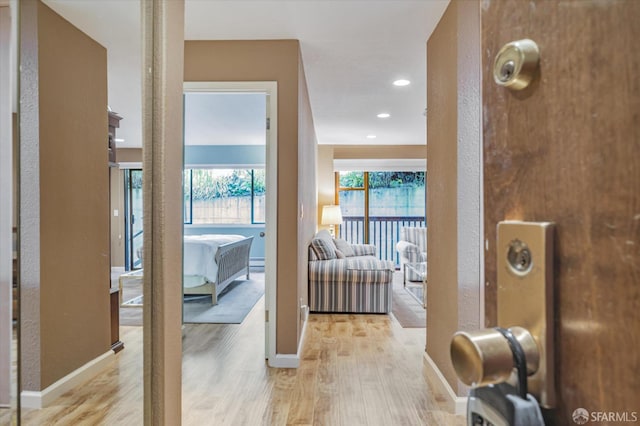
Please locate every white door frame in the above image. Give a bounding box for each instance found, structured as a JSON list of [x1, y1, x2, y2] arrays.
[[182, 81, 277, 363]]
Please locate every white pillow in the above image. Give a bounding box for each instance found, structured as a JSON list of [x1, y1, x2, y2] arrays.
[[333, 238, 355, 257]]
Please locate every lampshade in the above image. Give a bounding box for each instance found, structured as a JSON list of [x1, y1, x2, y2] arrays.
[[321, 205, 343, 225]]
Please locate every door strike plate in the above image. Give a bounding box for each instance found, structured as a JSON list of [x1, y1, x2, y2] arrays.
[[497, 221, 555, 408]]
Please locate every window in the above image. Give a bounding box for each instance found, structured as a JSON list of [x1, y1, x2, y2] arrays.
[[368, 172, 425, 218], [338, 171, 365, 188], [337, 171, 426, 263], [337, 171, 367, 243], [183, 168, 265, 224]]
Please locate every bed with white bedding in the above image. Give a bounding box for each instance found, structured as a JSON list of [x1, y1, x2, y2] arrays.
[[183, 234, 254, 305]]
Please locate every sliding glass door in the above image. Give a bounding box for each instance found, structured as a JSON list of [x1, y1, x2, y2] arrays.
[[124, 169, 143, 270]]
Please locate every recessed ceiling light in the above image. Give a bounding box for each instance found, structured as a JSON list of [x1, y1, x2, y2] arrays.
[[393, 79, 411, 86], [377, 113, 390, 118], [366, 135, 377, 139], [115, 138, 125, 142]]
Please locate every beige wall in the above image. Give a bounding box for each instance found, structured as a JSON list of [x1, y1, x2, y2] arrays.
[[109, 168, 124, 268], [116, 147, 142, 163], [20, 0, 110, 390], [316, 145, 335, 230], [426, 0, 482, 395], [333, 144, 425, 159], [184, 40, 305, 354], [297, 49, 317, 328], [426, 0, 460, 391]]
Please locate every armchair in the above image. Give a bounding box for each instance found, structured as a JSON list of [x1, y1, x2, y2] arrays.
[[396, 226, 427, 284]]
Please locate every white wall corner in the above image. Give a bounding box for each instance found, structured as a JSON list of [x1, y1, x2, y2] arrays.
[[268, 314, 308, 369], [21, 350, 114, 409], [423, 352, 467, 416]]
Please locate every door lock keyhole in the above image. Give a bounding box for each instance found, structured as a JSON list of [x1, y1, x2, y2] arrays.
[[507, 239, 532, 274], [492, 39, 540, 90], [499, 60, 516, 82]]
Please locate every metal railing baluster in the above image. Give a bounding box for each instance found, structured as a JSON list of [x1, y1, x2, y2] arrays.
[[340, 216, 425, 266]]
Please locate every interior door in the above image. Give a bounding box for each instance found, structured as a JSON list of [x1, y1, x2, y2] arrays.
[[482, 1, 640, 422]]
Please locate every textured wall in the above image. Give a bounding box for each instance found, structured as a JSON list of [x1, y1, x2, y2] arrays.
[[297, 48, 317, 331], [21, 0, 111, 391], [19, 0, 43, 391], [454, 0, 482, 394], [426, 0, 482, 395], [141, 1, 185, 422], [0, 5, 13, 406], [426, 0, 459, 390]]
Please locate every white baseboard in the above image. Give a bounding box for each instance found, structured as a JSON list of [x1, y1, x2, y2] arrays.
[[297, 317, 308, 358], [423, 352, 467, 415], [269, 353, 299, 368], [268, 314, 308, 369], [249, 258, 265, 268], [21, 350, 114, 409]]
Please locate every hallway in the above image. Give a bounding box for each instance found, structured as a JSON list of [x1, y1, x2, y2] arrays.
[[21, 297, 463, 425]]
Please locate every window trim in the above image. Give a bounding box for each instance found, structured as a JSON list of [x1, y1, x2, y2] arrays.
[[336, 171, 370, 242]]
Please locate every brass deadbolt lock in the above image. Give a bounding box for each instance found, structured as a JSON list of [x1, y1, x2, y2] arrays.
[[493, 39, 540, 90]]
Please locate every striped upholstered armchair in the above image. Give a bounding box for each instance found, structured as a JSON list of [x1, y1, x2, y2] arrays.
[[308, 230, 394, 313], [396, 226, 427, 284]]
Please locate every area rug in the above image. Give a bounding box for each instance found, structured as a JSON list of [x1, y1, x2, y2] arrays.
[[391, 272, 426, 328], [119, 272, 265, 326], [183, 278, 264, 324]]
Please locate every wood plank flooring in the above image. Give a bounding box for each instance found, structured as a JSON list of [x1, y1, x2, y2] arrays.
[[19, 296, 463, 425]]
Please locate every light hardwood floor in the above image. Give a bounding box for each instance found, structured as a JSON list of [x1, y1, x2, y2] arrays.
[[19, 296, 463, 425]]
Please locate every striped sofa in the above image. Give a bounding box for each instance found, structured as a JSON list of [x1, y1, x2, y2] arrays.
[[308, 230, 394, 313]]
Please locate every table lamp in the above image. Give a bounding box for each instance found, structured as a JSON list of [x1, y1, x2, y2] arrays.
[[321, 205, 343, 237]]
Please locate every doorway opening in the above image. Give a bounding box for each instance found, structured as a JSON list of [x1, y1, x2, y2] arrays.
[[182, 81, 277, 362]]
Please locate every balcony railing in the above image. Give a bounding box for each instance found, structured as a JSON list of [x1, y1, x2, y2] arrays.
[[338, 216, 426, 266]]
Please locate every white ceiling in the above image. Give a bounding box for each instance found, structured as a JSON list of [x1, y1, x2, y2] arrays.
[[44, 0, 449, 148]]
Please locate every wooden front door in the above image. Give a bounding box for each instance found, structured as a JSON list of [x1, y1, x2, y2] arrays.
[[482, 1, 640, 423]]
